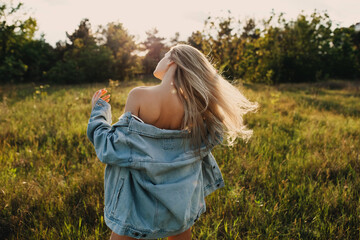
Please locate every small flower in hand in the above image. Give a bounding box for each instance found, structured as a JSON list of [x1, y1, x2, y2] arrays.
[[91, 88, 110, 109]]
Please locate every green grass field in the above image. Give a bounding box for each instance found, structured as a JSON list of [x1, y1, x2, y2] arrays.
[[1, 78, 359, 239]]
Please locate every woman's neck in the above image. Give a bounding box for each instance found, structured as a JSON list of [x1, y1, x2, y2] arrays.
[[158, 64, 177, 89]]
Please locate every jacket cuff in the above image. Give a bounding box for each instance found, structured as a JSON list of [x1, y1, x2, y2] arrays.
[[87, 98, 112, 144], [90, 98, 112, 124]]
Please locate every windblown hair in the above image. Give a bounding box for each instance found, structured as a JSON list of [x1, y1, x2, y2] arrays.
[[168, 44, 259, 157]]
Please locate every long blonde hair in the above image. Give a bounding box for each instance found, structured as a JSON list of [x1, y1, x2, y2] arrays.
[[169, 44, 259, 157]]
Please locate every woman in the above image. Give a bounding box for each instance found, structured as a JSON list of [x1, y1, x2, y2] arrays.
[[88, 44, 259, 239]]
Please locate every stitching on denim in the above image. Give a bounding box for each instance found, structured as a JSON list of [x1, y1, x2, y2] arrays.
[[110, 178, 125, 215], [123, 126, 133, 164], [105, 211, 161, 233], [105, 205, 203, 235]]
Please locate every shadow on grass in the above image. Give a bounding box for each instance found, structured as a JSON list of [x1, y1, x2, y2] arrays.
[[276, 79, 360, 93]]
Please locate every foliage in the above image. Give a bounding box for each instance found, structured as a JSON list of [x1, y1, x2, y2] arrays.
[[141, 28, 168, 74], [256, 11, 334, 84], [0, 1, 55, 83], [329, 26, 360, 78], [46, 19, 114, 84], [1, 2, 360, 84], [187, 10, 360, 84], [97, 21, 141, 79]]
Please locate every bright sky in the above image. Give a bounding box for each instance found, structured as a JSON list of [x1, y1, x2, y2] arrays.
[[18, 0, 360, 48]]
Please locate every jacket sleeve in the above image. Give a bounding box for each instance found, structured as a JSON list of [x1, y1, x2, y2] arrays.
[[86, 98, 131, 167]]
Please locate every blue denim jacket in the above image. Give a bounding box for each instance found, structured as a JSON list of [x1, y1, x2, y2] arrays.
[[87, 98, 225, 239]]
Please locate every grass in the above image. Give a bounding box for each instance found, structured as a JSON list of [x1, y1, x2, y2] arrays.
[[0, 78, 359, 239]]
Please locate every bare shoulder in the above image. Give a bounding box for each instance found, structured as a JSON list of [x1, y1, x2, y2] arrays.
[[136, 86, 161, 111], [124, 87, 144, 115], [124, 86, 159, 117], [129, 86, 156, 98]]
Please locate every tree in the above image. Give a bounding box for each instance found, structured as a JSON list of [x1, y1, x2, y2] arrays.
[[47, 18, 113, 83], [141, 28, 167, 74], [21, 37, 57, 82], [97, 22, 140, 80], [65, 18, 97, 49], [202, 12, 241, 79], [187, 30, 205, 51], [169, 32, 187, 47], [329, 26, 360, 78], [251, 11, 334, 84], [0, 1, 45, 83]]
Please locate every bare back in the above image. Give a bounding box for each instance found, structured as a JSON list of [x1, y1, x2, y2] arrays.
[[136, 85, 185, 130]]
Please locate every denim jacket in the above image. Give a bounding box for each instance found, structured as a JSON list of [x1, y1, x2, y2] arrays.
[[87, 98, 225, 239]]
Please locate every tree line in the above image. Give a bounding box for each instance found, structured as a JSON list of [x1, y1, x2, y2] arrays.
[[1, 2, 359, 85]]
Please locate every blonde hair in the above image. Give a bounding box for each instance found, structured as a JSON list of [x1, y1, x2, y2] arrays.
[[169, 44, 259, 157]]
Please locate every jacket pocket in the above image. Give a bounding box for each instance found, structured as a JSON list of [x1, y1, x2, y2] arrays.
[[110, 177, 125, 216]]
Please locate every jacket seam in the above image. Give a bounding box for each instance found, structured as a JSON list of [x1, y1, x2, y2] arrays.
[[105, 210, 164, 234], [128, 117, 189, 139], [124, 128, 133, 164], [110, 177, 125, 216], [154, 198, 158, 228], [109, 176, 121, 214], [128, 128, 187, 139], [121, 142, 210, 164]]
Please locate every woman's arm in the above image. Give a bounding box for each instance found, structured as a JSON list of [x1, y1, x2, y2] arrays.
[[87, 88, 143, 167], [87, 97, 132, 167]]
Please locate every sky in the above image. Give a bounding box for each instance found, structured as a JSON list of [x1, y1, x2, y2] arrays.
[[13, 0, 360, 48]]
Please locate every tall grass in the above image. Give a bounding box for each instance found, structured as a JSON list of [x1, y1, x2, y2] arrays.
[[1, 78, 359, 239]]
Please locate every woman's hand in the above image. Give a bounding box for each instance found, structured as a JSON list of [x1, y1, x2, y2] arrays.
[[92, 88, 110, 109]]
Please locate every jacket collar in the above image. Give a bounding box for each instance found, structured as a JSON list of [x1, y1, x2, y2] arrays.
[[120, 111, 191, 139]]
